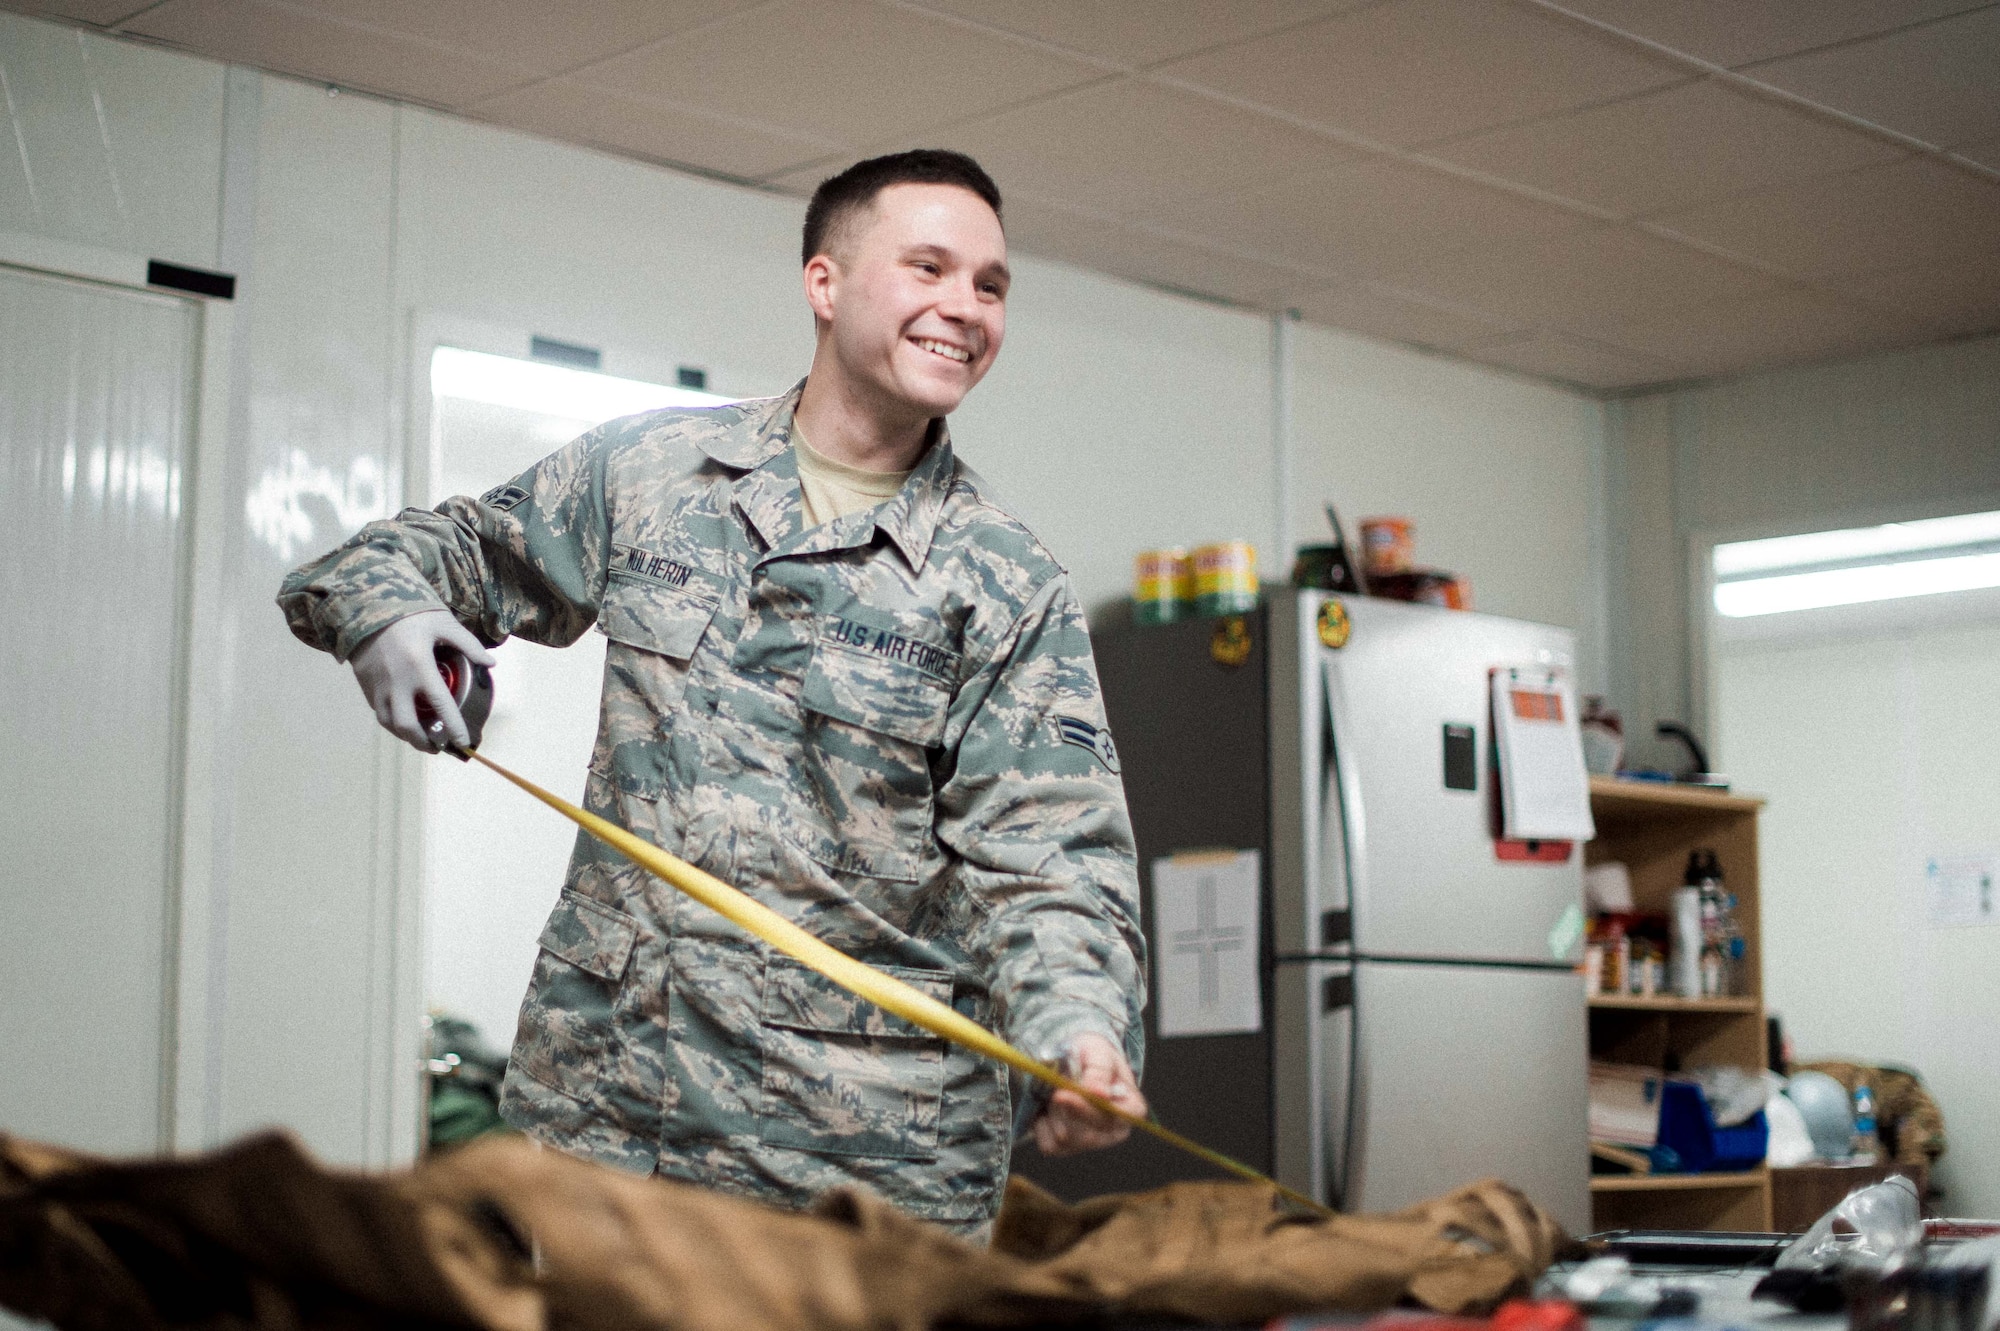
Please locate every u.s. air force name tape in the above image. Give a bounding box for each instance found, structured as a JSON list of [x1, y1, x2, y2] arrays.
[[463, 747, 1329, 1216]]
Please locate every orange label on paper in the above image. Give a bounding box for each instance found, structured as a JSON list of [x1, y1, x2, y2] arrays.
[[1510, 689, 1564, 723]]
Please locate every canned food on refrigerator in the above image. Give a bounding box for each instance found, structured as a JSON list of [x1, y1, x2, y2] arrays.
[[1192, 540, 1259, 616], [1359, 517, 1414, 577], [1132, 548, 1193, 624]]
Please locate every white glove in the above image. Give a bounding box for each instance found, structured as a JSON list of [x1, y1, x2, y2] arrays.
[[349, 610, 495, 753], [1033, 1032, 1146, 1156]]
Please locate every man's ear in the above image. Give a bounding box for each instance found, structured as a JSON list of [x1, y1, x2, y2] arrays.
[[803, 253, 839, 326]]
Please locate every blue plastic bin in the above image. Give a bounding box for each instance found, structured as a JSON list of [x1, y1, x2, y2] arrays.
[[1657, 1080, 1769, 1171]]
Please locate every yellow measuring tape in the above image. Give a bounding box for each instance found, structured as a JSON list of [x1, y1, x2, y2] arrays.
[[465, 748, 1330, 1216]]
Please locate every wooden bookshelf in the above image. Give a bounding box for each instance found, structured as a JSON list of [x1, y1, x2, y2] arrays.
[[1586, 776, 1773, 1233]]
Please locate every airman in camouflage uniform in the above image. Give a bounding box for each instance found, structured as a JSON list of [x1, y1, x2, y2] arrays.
[[278, 153, 1146, 1231]]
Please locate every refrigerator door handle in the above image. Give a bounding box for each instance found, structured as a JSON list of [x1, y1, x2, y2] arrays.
[[1320, 655, 1368, 925], [1321, 962, 1358, 1211]]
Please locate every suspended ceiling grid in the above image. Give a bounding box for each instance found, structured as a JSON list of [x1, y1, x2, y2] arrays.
[[12, 0, 2000, 393]]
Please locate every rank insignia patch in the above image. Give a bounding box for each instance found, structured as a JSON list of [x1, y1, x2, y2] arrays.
[[482, 482, 530, 511], [1054, 715, 1120, 774]]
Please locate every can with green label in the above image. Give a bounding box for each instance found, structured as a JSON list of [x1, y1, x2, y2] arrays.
[[1192, 540, 1259, 616], [1132, 548, 1193, 624]]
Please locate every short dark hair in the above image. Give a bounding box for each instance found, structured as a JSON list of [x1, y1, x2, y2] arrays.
[[802, 149, 1002, 266]]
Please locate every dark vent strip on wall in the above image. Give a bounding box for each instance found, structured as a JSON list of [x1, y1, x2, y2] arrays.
[[147, 261, 235, 299], [529, 335, 601, 370]]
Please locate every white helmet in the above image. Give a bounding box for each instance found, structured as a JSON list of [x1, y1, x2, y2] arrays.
[[1785, 1070, 1857, 1161]]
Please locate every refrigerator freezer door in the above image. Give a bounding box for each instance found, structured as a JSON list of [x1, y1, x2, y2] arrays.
[[1272, 957, 1353, 1208], [1319, 595, 1584, 963], [1344, 959, 1589, 1234]]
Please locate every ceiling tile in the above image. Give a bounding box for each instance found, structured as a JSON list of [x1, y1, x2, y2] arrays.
[[1153, 0, 1687, 148], [300, 0, 766, 80], [473, 79, 837, 179], [10, 1, 160, 23], [764, 155, 859, 193], [1152, 156, 1586, 278], [1550, 0, 1981, 69], [1571, 286, 1929, 375], [575, 0, 1101, 150], [1426, 79, 1903, 219], [1648, 155, 2000, 280], [1001, 196, 1316, 306], [1843, 250, 2000, 337], [918, 79, 1357, 221], [1289, 281, 1525, 351], [1379, 224, 1785, 328], [1458, 332, 1685, 390], [125, 0, 530, 105], [1748, 7, 2000, 148], [903, 0, 1363, 68]]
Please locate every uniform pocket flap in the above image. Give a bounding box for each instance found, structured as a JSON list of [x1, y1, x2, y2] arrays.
[[538, 892, 639, 982], [601, 575, 717, 660], [801, 636, 952, 747], [761, 955, 951, 1039]]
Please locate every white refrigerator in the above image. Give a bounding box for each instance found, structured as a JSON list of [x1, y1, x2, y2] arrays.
[[1012, 591, 1591, 1235]]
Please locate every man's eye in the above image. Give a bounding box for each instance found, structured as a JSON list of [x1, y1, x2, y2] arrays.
[[915, 261, 940, 275]]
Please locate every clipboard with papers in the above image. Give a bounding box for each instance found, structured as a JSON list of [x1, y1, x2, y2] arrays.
[[1490, 665, 1596, 843]]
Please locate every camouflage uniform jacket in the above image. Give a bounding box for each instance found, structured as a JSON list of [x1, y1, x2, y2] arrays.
[[277, 386, 1146, 1231]]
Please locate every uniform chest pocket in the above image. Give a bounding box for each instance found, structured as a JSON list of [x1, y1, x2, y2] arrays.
[[799, 625, 955, 746], [592, 574, 720, 797], [756, 956, 950, 1161], [792, 629, 955, 880]]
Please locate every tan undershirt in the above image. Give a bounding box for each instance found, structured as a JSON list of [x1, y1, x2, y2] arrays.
[[792, 423, 912, 529]]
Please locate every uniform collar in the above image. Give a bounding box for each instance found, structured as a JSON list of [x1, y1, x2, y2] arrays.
[[716, 381, 956, 574]]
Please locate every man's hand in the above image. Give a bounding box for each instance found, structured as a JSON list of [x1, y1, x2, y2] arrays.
[[1033, 1032, 1146, 1156], [349, 610, 495, 753]]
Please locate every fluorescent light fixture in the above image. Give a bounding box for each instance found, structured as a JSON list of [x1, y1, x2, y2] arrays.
[[1715, 550, 2000, 617], [431, 346, 735, 422], [1713, 508, 2000, 617], [1713, 509, 2000, 577]]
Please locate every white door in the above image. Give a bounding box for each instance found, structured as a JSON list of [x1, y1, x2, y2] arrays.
[[418, 347, 736, 1064], [0, 264, 198, 1152]]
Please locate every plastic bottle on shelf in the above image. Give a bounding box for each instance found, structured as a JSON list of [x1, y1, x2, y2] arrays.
[[1722, 892, 1748, 997], [1673, 852, 1705, 998], [1693, 849, 1727, 997], [1852, 1085, 1880, 1163]]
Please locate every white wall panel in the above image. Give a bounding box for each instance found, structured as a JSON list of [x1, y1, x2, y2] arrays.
[[1288, 323, 1603, 639], [0, 263, 197, 1154], [951, 257, 1277, 613], [397, 108, 811, 404], [213, 75, 399, 1164], [0, 12, 224, 268]]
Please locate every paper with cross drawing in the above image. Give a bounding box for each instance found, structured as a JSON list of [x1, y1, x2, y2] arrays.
[[1152, 850, 1261, 1037]]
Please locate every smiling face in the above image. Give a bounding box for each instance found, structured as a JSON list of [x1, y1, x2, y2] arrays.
[[804, 182, 1009, 424]]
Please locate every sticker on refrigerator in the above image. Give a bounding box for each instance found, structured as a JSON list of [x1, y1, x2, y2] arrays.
[[1490, 666, 1596, 842], [1152, 850, 1262, 1037]]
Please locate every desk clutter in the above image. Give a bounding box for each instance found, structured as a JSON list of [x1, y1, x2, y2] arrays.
[[0, 1130, 1574, 1331]]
